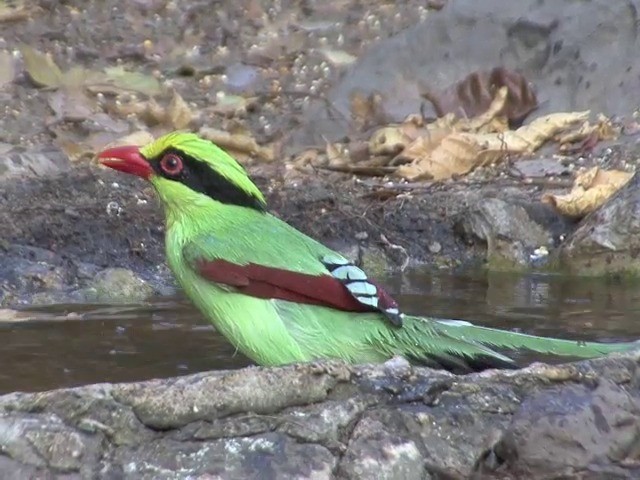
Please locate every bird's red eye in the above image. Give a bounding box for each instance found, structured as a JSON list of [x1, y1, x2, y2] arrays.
[[160, 153, 183, 176]]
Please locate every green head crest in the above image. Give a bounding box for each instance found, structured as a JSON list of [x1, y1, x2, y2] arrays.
[[141, 131, 266, 211]]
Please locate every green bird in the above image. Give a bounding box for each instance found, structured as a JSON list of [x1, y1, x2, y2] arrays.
[[97, 132, 637, 372]]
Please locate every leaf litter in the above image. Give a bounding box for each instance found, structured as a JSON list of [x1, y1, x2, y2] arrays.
[[16, 44, 634, 219], [290, 67, 632, 218]]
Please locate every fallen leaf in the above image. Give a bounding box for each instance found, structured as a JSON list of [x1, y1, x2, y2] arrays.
[[20, 44, 63, 88], [199, 127, 274, 163], [167, 91, 193, 129], [394, 110, 590, 181], [557, 114, 619, 154], [88, 66, 162, 96], [368, 115, 431, 157], [325, 141, 350, 167], [349, 90, 390, 132], [396, 132, 482, 180], [369, 126, 413, 156], [421, 67, 538, 125], [0, 50, 15, 88], [291, 148, 324, 170], [465, 86, 509, 132], [542, 167, 633, 218]]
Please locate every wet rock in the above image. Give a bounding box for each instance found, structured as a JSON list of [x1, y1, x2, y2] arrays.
[[0, 355, 637, 478], [555, 172, 640, 276], [11, 261, 66, 291], [290, 0, 640, 149], [85, 268, 154, 303], [493, 379, 640, 477], [454, 198, 554, 269], [0, 413, 101, 476]]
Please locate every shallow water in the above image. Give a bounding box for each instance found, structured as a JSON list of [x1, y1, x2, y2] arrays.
[[4, 270, 640, 393]]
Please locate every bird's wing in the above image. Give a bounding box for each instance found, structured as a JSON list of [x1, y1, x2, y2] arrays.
[[182, 223, 403, 327]]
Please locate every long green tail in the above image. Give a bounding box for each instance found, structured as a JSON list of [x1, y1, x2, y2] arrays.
[[394, 315, 639, 372]]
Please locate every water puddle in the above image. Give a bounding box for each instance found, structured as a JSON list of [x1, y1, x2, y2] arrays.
[[4, 270, 640, 393]]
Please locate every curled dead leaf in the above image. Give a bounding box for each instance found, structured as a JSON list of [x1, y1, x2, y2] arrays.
[[394, 109, 590, 181], [558, 114, 619, 154], [291, 148, 325, 171], [542, 167, 633, 218], [325, 141, 350, 167], [167, 91, 193, 129], [199, 127, 274, 163], [369, 116, 429, 156], [421, 67, 538, 125], [369, 126, 413, 156], [349, 90, 390, 132], [395, 132, 484, 181]]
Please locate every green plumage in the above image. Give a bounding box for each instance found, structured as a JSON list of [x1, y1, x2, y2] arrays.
[[104, 132, 639, 372]]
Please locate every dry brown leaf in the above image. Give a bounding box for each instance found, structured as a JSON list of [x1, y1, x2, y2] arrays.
[[421, 67, 538, 124], [0, 50, 15, 88], [291, 148, 324, 170], [20, 44, 63, 88], [479, 111, 590, 153], [369, 126, 414, 156], [575, 166, 632, 190], [465, 86, 509, 132], [557, 114, 618, 152], [392, 128, 451, 166], [112, 92, 195, 129], [167, 91, 193, 129], [349, 90, 389, 131], [396, 133, 482, 180], [325, 142, 350, 167], [199, 127, 274, 163], [369, 116, 432, 157], [541, 167, 633, 218]]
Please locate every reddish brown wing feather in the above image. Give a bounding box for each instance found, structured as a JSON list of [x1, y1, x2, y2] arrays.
[[194, 258, 386, 313]]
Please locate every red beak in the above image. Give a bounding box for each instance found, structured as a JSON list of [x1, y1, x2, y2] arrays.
[[97, 145, 153, 179]]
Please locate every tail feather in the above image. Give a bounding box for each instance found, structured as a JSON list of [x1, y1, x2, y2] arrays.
[[398, 315, 638, 372]]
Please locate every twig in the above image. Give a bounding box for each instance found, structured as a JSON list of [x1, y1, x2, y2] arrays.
[[380, 234, 410, 271]]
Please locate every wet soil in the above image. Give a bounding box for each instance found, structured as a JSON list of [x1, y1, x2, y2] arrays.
[[1, 161, 488, 301]]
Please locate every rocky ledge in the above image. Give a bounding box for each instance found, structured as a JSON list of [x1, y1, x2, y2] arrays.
[[0, 353, 638, 479]]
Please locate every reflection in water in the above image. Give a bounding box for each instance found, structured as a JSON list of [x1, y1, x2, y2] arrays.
[[4, 271, 640, 393]]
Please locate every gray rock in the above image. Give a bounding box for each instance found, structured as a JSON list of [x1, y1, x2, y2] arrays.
[[454, 198, 553, 269], [0, 149, 69, 181], [555, 172, 640, 276], [289, 0, 640, 149], [0, 356, 637, 478], [494, 379, 640, 477]]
